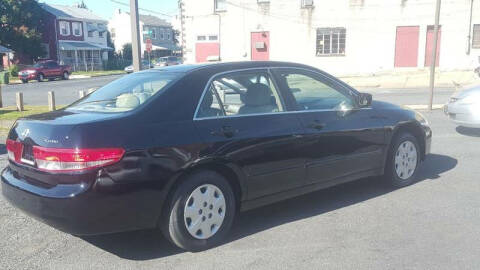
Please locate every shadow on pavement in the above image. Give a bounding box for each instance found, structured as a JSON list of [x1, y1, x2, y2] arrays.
[[456, 126, 480, 137], [0, 144, 6, 155], [82, 153, 456, 261]]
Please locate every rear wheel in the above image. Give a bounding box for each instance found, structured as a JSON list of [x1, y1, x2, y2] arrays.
[[161, 170, 235, 252], [385, 132, 420, 187], [37, 73, 44, 82]]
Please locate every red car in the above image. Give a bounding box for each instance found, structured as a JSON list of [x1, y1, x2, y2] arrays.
[[18, 60, 72, 83]]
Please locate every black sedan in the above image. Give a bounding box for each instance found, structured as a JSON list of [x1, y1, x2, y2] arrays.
[[2, 61, 431, 252]]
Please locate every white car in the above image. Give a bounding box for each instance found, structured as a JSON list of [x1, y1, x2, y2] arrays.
[[444, 85, 480, 128]]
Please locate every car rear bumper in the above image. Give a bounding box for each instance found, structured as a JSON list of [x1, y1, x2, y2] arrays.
[[1, 166, 162, 235]]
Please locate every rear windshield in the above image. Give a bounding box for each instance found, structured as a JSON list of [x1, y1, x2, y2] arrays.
[[67, 72, 180, 112]]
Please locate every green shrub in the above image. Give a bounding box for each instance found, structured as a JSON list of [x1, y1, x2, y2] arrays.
[[8, 65, 19, 77]]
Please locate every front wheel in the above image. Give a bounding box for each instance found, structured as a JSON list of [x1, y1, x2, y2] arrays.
[[63, 71, 69, 80], [21, 79, 28, 83], [385, 132, 420, 188], [161, 170, 236, 252]]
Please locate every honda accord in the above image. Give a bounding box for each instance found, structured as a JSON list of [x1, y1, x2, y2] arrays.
[[2, 61, 431, 251]]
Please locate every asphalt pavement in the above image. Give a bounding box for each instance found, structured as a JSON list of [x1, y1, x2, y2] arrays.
[[1, 106, 480, 269]]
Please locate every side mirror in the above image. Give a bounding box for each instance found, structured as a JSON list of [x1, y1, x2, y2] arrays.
[[357, 93, 372, 107]]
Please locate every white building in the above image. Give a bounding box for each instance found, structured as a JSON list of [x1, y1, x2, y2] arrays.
[[180, 0, 480, 75], [109, 9, 177, 58]]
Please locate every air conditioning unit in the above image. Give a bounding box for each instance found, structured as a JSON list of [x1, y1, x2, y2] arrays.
[[301, 0, 314, 8]]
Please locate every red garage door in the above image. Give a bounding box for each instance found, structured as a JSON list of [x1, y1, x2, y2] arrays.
[[195, 42, 220, 63], [394, 26, 420, 67], [424, 25, 441, 67]]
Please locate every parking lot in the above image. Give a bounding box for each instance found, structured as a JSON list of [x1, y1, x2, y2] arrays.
[[0, 107, 480, 269]]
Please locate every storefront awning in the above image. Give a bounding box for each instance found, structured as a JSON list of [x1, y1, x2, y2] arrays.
[[59, 41, 113, 51]]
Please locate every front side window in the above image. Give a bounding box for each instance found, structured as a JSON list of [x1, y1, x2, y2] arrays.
[[72, 22, 82, 36], [316, 28, 346, 56], [277, 70, 354, 111], [59, 21, 70, 36], [68, 72, 180, 112], [196, 71, 283, 118]]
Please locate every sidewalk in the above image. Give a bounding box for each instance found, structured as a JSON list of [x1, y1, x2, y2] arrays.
[[339, 69, 480, 89]]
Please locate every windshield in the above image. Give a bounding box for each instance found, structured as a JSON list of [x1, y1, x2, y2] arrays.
[[33, 62, 44, 68], [67, 72, 181, 112]]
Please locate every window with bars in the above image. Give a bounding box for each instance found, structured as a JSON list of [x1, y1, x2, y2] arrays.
[[215, 0, 227, 11], [473, 24, 480, 49], [316, 28, 346, 56]]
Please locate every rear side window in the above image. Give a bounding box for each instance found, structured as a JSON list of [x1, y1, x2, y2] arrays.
[[67, 72, 180, 112], [196, 70, 284, 119]]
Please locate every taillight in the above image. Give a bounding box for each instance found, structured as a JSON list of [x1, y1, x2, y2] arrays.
[[6, 138, 124, 172], [6, 139, 22, 162], [33, 146, 125, 172]]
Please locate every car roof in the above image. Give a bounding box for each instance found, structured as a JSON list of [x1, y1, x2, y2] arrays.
[[147, 61, 316, 74]]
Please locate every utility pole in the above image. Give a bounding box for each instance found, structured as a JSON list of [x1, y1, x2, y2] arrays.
[[429, 0, 441, 111], [130, 0, 142, 72]]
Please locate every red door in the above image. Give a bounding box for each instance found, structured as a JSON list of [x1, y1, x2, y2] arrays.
[[394, 26, 420, 67], [424, 25, 441, 67], [251, 31, 269, 61], [195, 42, 220, 63]]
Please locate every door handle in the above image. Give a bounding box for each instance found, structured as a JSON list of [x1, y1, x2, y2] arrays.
[[210, 126, 238, 138], [307, 121, 326, 130]]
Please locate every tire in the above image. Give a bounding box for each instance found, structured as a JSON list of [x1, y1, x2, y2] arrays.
[[385, 132, 420, 188], [63, 71, 69, 80], [21, 79, 27, 83], [161, 170, 236, 252], [37, 73, 44, 82]]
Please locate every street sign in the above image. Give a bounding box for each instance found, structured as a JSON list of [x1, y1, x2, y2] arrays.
[[146, 38, 152, 53]]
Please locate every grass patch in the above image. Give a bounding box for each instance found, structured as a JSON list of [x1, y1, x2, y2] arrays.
[[72, 70, 124, 77], [0, 106, 59, 121]]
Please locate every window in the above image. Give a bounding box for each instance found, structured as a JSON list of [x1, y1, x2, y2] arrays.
[[278, 70, 354, 111], [160, 29, 164, 40], [99, 31, 104, 38], [301, 0, 314, 8], [72, 22, 82, 36], [68, 72, 179, 113], [215, 0, 227, 11], [151, 28, 157, 39], [111, 28, 116, 38], [46, 61, 59, 68], [59, 21, 70, 36], [316, 28, 346, 56], [197, 35, 207, 41], [208, 35, 218, 41], [166, 30, 171, 40], [196, 71, 283, 118], [473, 24, 480, 49], [88, 31, 93, 37]]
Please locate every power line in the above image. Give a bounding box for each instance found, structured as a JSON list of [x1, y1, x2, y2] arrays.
[[110, 0, 174, 17]]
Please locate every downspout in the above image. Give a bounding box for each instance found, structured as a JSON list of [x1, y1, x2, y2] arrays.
[[466, 0, 474, 55], [54, 17, 59, 61]]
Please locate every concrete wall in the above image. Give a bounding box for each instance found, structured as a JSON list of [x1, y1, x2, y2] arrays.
[[182, 0, 480, 76]]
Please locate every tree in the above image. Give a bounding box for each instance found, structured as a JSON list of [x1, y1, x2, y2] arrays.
[[76, 1, 87, 9], [0, 0, 46, 60], [122, 43, 132, 60], [172, 29, 180, 46]]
